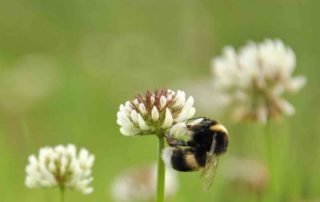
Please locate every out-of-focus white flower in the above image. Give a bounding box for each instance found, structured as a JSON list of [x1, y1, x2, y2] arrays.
[[222, 157, 268, 192], [25, 144, 95, 194], [211, 39, 306, 123], [117, 89, 196, 136], [0, 55, 60, 114], [111, 164, 178, 202]]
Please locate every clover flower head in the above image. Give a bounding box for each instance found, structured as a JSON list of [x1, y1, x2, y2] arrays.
[[111, 164, 178, 202], [211, 39, 306, 123], [117, 89, 196, 136], [25, 144, 95, 194]]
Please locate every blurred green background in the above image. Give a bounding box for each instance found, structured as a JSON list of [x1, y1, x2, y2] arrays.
[[0, 0, 319, 201]]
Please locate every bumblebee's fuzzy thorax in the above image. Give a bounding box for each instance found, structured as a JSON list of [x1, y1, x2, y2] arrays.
[[190, 120, 228, 156]]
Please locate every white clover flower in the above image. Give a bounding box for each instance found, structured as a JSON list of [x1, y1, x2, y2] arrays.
[[117, 89, 196, 136], [0, 55, 60, 114], [111, 164, 179, 202], [211, 39, 306, 123], [25, 144, 95, 194]]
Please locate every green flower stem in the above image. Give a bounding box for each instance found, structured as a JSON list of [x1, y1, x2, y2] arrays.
[[265, 122, 273, 166], [264, 121, 274, 200], [156, 135, 165, 202], [60, 186, 65, 202]]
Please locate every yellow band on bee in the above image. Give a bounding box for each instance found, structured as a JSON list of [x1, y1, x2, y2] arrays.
[[185, 154, 199, 170], [209, 124, 228, 134]]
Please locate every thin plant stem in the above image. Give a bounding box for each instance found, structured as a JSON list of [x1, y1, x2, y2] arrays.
[[44, 189, 53, 202], [60, 186, 65, 202], [156, 135, 165, 202], [264, 121, 274, 200], [265, 121, 272, 166], [21, 118, 32, 152]]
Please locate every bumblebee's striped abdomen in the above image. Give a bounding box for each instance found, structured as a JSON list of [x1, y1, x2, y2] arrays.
[[162, 148, 202, 172]]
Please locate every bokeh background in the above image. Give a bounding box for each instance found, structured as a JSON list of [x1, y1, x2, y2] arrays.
[[0, 0, 319, 201]]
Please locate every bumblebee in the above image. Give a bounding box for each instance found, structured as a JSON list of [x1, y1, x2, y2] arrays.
[[162, 118, 228, 189]]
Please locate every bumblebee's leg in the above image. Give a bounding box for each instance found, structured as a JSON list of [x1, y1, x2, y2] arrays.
[[164, 133, 188, 147], [186, 139, 198, 147], [165, 133, 199, 148]]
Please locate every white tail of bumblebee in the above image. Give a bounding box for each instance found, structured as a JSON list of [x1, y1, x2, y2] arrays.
[[162, 148, 174, 168]]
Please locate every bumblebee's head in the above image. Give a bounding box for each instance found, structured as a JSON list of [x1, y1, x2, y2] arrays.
[[210, 124, 229, 155], [187, 117, 217, 132]]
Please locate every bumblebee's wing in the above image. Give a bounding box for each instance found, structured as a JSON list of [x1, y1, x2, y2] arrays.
[[201, 154, 219, 190], [201, 136, 219, 190], [186, 118, 204, 131]]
